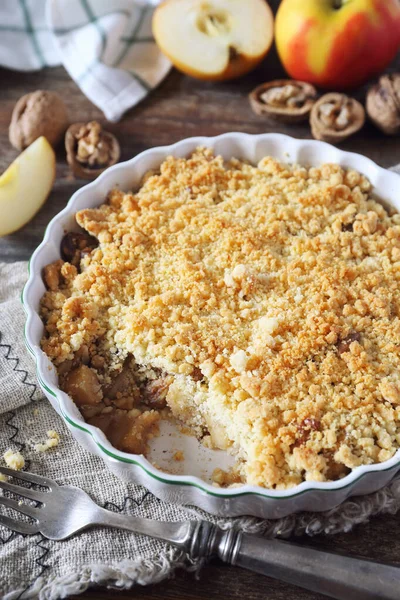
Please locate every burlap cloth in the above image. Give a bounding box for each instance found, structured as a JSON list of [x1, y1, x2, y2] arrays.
[[2, 215, 400, 599]]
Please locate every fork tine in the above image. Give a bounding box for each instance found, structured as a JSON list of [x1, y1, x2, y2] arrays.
[[0, 467, 55, 489], [0, 514, 39, 535], [0, 480, 47, 503], [0, 495, 40, 519]]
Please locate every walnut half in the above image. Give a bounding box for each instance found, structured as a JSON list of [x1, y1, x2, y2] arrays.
[[310, 93, 365, 143], [249, 79, 317, 123], [366, 74, 400, 136], [65, 121, 120, 180], [9, 90, 69, 150]]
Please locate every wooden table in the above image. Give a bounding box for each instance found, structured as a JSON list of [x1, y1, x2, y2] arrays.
[[1, 28, 399, 600]]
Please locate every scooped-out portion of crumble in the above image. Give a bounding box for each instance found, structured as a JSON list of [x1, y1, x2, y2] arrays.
[[40, 148, 400, 489]]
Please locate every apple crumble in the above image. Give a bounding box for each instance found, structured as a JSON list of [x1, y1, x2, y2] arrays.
[[40, 148, 400, 489]]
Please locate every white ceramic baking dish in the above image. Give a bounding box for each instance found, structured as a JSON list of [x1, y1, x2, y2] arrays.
[[23, 133, 400, 519]]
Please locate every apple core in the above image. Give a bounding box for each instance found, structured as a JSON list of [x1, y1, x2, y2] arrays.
[[196, 9, 231, 37]]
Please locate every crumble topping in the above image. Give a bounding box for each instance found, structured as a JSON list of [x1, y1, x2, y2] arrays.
[[40, 148, 400, 488], [211, 466, 242, 487], [33, 430, 60, 453], [3, 450, 25, 471]]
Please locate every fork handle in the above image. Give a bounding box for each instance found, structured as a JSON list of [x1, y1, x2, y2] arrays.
[[93, 510, 400, 599], [225, 532, 400, 600]]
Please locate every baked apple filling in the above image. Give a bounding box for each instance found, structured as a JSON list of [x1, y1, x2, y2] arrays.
[[40, 148, 400, 489], [61, 357, 172, 455], [42, 243, 223, 455]]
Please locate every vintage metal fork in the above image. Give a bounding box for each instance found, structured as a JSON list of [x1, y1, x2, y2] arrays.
[[1, 467, 399, 600]]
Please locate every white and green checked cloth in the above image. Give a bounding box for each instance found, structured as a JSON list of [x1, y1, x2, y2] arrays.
[[0, 0, 170, 122]]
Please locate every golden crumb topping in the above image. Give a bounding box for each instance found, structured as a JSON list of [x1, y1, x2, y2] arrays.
[[40, 148, 400, 488], [3, 449, 25, 471], [33, 430, 60, 453]]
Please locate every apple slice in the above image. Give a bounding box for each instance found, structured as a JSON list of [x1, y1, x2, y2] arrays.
[[153, 0, 274, 81], [0, 136, 55, 237]]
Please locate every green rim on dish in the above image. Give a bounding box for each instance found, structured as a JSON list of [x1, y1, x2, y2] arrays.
[[21, 290, 399, 500], [21, 133, 400, 502]]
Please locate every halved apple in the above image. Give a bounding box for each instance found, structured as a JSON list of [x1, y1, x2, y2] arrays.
[[0, 136, 55, 237], [153, 0, 274, 81]]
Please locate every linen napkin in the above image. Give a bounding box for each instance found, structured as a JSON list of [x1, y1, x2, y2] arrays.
[[0, 0, 170, 122], [1, 252, 400, 599]]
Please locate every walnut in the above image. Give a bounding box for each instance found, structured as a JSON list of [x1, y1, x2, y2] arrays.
[[310, 93, 365, 143], [65, 121, 120, 180], [60, 231, 98, 266], [142, 375, 173, 408], [9, 90, 69, 150], [366, 74, 400, 136], [103, 359, 141, 402], [249, 79, 317, 123], [336, 332, 361, 356], [293, 418, 321, 448], [192, 366, 204, 382], [91, 355, 105, 370]]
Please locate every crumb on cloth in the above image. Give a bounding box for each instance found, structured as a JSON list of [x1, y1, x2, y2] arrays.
[[3, 449, 25, 471], [33, 430, 60, 453]]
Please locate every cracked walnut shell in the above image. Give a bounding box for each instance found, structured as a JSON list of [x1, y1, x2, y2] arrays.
[[9, 90, 69, 151], [366, 74, 400, 136], [249, 79, 317, 123], [310, 93, 365, 144], [65, 121, 120, 180]]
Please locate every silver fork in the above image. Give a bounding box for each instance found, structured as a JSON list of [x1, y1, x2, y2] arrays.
[[1, 467, 399, 600]]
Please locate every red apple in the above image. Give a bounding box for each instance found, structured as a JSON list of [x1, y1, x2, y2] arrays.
[[275, 0, 400, 89]]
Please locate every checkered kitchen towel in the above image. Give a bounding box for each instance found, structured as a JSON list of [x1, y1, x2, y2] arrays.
[[0, 0, 170, 122]]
